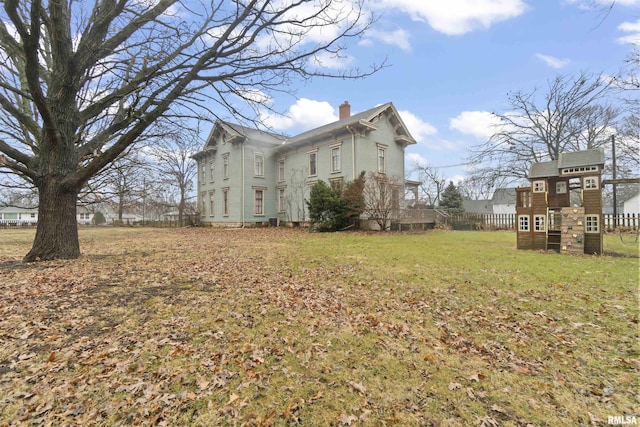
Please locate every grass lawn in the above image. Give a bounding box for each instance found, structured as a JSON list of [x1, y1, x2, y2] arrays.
[[0, 227, 637, 426]]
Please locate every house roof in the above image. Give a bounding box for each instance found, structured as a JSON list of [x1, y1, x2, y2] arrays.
[[491, 188, 517, 205], [193, 102, 417, 159], [558, 148, 605, 169], [192, 121, 286, 160], [0, 206, 38, 213], [278, 102, 416, 151], [528, 148, 606, 178], [462, 199, 493, 214]]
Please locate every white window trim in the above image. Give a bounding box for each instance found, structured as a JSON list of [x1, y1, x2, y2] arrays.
[[253, 187, 266, 216], [533, 180, 546, 193], [222, 154, 230, 179], [585, 215, 600, 233], [518, 214, 530, 232], [556, 182, 567, 194], [277, 187, 286, 213], [209, 191, 215, 217], [222, 188, 229, 216], [584, 176, 599, 190], [330, 143, 341, 173], [209, 161, 215, 183], [278, 158, 286, 182], [254, 153, 265, 177], [308, 149, 318, 177], [533, 214, 546, 232], [376, 144, 387, 174]]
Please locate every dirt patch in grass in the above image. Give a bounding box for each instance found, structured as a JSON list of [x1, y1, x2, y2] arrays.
[[0, 228, 637, 426]]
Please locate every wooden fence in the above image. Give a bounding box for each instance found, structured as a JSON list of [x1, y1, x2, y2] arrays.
[[445, 213, 516, 230], [603, 213, 639, 230], [444, 213, 639, 231]]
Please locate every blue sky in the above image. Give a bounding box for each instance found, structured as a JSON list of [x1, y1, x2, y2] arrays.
[[222, 0, 639, 184]]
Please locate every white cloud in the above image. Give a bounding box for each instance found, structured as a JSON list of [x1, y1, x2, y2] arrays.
[[371, 0, 528, 35], [535, 53, 570, 69], [449, 111, 501, 140], [405, 152, 429, 167], [262, 98, 338, 131], [617, 19, 640, 45], [398, 110, 438, 143], [360, 28, 412, 51]]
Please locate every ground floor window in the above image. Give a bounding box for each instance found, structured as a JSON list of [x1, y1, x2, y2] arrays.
[[534, 214, 546, 232], [585, 215, 599, 233], [222, 189, 229, 216], [209, 191, 215, 216], [254, 189, 264, 215], [518, 215, 530, 232], [278, 188, 286, 213]]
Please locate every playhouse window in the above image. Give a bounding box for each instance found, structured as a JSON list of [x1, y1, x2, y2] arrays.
[[556, 182, 567, 194], [517, 190, 531, 208], [533, 180, 545, 193], [518, 215, 530, 232], [534, 215, 546, 232], [585, 215, 599, 233], [584, 176, 599, 190]]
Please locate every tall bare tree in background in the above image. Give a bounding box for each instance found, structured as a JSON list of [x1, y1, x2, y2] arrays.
[[410, 161, 447, 207], [149, 125, 200, 226], [0, 0, 379, 261], [468, 72, 620, 185]]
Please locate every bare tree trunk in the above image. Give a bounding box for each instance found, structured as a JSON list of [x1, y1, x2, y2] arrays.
[[24, 180, 80, 261]]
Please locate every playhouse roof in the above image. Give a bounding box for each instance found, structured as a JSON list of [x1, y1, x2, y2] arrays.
[[528, 148, 605, 179]]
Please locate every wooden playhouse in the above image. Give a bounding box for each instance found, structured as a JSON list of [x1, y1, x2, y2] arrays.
[[516, 149, 605, 254]]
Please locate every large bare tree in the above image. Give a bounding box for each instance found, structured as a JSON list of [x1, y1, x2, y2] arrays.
[[148, 125, 200, 227], [468, 72, 619, 185], [0, 0, 378, 261]]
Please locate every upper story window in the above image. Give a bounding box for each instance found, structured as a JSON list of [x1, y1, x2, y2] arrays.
[[223, 154, 230, 179], [330, 144, 341, 173], [278, 159, 285, 182], [562, 165, 598, 175], [556, 182, 567, 194], [377, 144, 387, 173], [209, 161, 215, 182], [533, 180, 545, 193], [584, 176, 599, 190], [517, 190, 531, 208], [308, 150, 318, 177], [200, 162, 206, 184], [254, 153, 264, 177]]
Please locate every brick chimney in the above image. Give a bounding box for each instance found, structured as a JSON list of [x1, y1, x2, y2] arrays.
[[339, 101, 351, 120]]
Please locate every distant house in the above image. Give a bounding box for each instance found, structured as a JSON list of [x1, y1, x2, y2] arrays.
[[0, 206, 38, 225], [192, 101, 417, 227], [623, 192, 639, 215], [0, 206, 94, 225], [463, 188, 517, 215]]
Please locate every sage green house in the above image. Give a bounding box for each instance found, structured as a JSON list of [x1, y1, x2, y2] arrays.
[[192, 101, 416, 227]]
